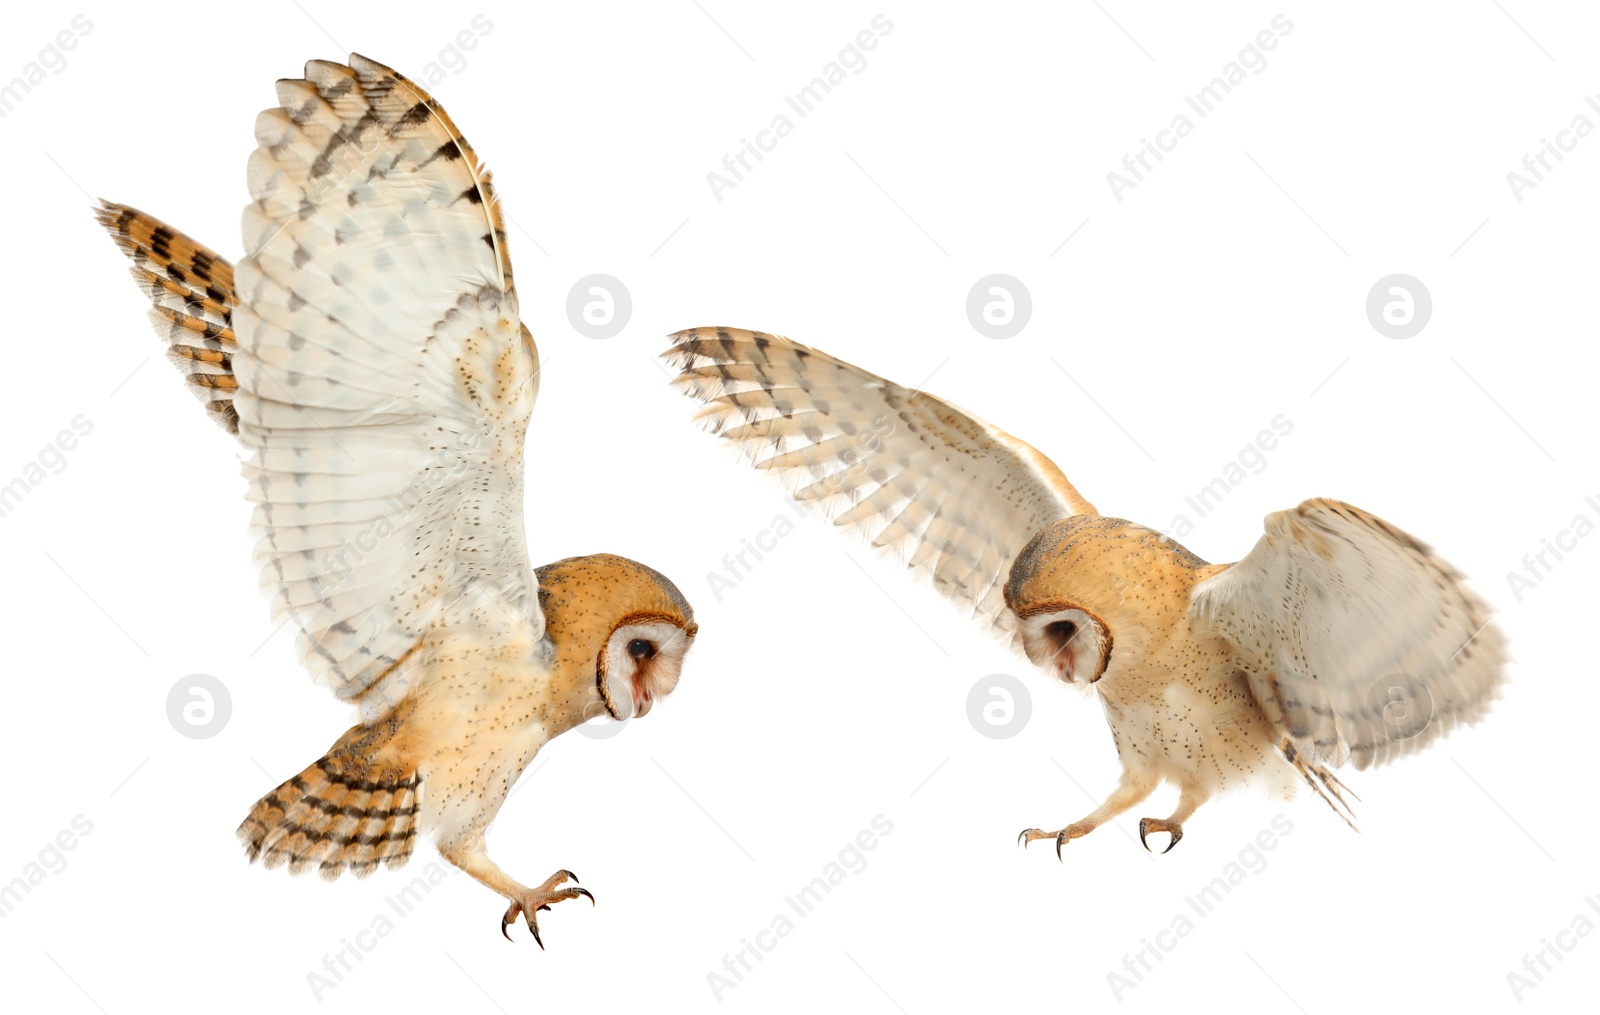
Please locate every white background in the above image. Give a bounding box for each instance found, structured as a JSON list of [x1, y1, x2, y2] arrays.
[[1, 2, 1596, 1012]]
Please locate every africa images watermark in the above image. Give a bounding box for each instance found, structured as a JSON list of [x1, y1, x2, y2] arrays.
[[0, 414, 94, 521], [1504, 92, 1600, 203], [1107, 814, 1294, 1001], [1159, 413, 1294, 543], [706, 814, 894, 1001], [1505, 893, 1600, 1002], [1106, 14, 1293, 202], [706, 494, 811, 602], [1504, 492, 1600, 602], [306, 858, 464, 1000], [0, 14, 93, 121], [967, 673, 1032, 739], [706, 14, 894, 202], [166, 673, 232, 739], [705, 413, 896, 601], [0, 814, 94, 920], [410, 14, 494, 86]]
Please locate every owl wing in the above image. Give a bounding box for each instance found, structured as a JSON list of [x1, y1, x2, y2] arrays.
[[664, 327, 1096, 648], [1188, 498, 1506, 771], [94, 202, 243, 433], [232, 55, 541, 705]]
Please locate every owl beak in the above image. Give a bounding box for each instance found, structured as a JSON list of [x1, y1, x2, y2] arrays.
[[632, 679, 654, 718]]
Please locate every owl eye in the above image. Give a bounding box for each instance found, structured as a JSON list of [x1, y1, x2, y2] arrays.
[[628, 639, 655, 660], [1046, 619, 1078, 643]]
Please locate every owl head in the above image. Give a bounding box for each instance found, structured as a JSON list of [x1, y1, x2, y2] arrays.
[[535, 554, 699, 722], [1004, 516, 1207, 686]]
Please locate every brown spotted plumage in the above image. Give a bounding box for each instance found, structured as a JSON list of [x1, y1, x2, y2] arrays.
[[94, 202, 240, 432], [95, 55, 699, 942], [238, 710, 422, 878], [666, 327, 1507, 854]]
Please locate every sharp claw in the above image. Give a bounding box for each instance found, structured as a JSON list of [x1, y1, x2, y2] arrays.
[[505, 871, 595, 947], [1055, 830, 1068, 861], [1138, 819, 1182, 854], [1017, 829, 1028, 849]]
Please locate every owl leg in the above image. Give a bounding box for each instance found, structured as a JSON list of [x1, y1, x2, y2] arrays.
[[1137, 784, 1210, 854], [1018, 769, 1158, 859], [440, 833, 594, 947]]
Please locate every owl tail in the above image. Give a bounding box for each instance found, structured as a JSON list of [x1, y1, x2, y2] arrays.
[[238, 720, 424, 880], [92, 201, 241, 433]]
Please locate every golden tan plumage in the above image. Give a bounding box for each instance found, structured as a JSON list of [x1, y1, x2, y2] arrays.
[[239, 707, 424, 877], [95, 55, 698, 943], [536, 555, 700, 720], [94, 202, 241, 432], [666, 327, 1507, 853]]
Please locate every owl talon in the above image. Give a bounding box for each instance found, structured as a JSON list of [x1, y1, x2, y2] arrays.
[[1138, 818, 1183, 853], [499, 870, 597, 946], [1017, 822, 1092, 859]]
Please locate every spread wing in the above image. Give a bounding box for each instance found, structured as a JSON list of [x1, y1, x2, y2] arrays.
[[664, 327, 1095, 648], [1189, 498, 1506, 770], [232, 55, 541, 705]]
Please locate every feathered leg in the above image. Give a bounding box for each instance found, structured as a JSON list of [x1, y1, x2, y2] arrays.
[[438, 832, 593, 948], [1019, 767, 1158, 859]]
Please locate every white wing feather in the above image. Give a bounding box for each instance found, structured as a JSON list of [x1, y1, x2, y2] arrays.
[[665, 327, 1095, 649], [1190, 498, 1505, 770], [232, 55, 541, 704]]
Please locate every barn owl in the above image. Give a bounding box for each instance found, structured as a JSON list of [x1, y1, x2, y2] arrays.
[[94, 54, 698, 944], [664, 327, 1504, 855]]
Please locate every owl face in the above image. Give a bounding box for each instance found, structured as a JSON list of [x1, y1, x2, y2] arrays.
[[1005, 516, 1206, 686], [600, 618, 695, 719], [534, 554, 699, 722], [1015, 607, 1111, 685]]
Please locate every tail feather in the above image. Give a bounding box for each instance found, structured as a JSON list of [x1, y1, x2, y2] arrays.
[[1281, 737, 1360, 832], [239, 723, 423, 880], [94, 200, 241, 434]]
